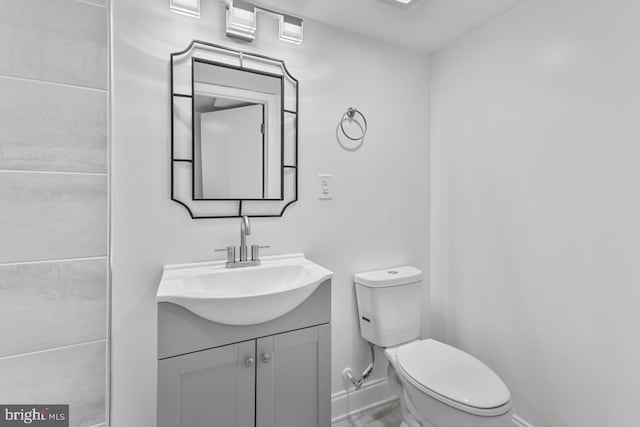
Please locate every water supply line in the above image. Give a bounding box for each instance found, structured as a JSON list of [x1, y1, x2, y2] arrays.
[[344, 344, 375, 390]]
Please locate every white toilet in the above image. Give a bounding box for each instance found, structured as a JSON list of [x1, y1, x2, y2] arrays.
[[354, 266, 513, 427]]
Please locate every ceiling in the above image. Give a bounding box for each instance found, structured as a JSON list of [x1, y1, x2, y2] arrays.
[[253, 0, 526, 52]]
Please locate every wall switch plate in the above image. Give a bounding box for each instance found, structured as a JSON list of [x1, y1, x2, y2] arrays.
[[318, 174, 333, 200]]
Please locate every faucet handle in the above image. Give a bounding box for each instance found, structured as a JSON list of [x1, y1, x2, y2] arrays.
[[215, 246, 236, 263], [251, 245, 270, 261]]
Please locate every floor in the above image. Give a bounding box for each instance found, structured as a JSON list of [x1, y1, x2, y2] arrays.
[[333, 401, 404, 427]]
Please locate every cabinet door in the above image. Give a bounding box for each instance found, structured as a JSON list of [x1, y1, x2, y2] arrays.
[[158, 340, 256, 427], [256, 324, 331, 427]]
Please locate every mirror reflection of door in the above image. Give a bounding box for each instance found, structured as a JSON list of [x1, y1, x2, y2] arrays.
[[200, 104, 265, 199], [192, 59, 283, 201]]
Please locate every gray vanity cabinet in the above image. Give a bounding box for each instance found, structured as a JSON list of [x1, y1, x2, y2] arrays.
[[157, 281, 331, 427], [158, 340, 256, 427], [256, 325, 331, 427]]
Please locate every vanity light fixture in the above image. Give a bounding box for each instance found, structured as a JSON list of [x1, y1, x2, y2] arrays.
[[170, 0, 200, 18], [395, 0, 414, 3], [279, 14, 304, 45], [224, 0, 304, 45], [225, 0, 257, 42]]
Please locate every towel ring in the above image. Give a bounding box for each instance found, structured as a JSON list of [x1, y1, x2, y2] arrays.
[[340, 107, 368, 141]]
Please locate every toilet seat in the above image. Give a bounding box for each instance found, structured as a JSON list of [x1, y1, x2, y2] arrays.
[[394, 339, 511, 417]]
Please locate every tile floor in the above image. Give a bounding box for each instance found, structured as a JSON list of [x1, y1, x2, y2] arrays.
[[333, 400, 404, 427]]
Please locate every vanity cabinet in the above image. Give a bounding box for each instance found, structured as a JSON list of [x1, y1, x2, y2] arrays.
[[158, 340, 256, 427], [157, 280, 331, 427], [256, 326, 330, 427]]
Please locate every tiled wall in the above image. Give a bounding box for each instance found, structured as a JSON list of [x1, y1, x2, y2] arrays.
[[0, 0, 109, 426]]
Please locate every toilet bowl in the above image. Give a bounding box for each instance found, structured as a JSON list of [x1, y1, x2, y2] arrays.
[[386, 340, 512, 427], [354, 267, 513, 427]]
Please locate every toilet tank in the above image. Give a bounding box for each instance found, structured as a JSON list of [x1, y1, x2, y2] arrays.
[[354, 266, 423, 347]]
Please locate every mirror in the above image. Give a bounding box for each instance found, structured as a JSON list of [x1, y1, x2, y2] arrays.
[[193, 59, 283, 200], [171, 41, 298, 219]]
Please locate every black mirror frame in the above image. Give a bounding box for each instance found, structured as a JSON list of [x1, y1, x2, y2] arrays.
[[170, 40, 298, 219]]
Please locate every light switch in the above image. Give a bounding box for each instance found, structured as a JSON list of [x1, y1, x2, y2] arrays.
[[318, 174, 333, 200]]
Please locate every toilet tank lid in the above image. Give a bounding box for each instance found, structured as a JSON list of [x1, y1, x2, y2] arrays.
[[354, 266, 422, 288]]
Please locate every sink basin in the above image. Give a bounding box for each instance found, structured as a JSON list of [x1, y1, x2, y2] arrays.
[[156, 253, 333, 325]]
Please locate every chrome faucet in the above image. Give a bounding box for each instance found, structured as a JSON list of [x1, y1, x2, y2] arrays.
[[215, 216, 269, 268], [239, 215, 251, 262]]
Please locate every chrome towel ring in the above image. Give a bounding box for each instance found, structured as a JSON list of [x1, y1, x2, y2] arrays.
[[340, 107, 368, 141]]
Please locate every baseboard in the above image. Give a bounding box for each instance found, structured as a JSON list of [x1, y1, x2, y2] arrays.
[[512, 414, 534, 427], [332, 378, 534, 427], [331, 377, 398, 424]]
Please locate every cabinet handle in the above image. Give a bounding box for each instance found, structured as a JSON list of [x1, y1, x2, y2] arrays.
[[261, 353, 271, 364], [244, 356, 255, 367]]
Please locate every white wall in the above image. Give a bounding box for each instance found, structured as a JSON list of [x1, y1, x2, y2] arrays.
[[430, 0, 640, 425], [111, 0, 430, 425]]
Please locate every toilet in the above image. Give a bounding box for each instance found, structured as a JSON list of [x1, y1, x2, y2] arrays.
[[354, 266, 513, 427]]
